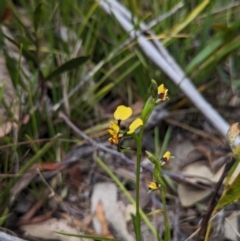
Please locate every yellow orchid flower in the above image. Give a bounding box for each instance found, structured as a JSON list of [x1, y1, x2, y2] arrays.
[[113, 105, 132, 121], [108, 105, 143, 145], [157, 84, 168, 103], [127, 118, 143, 134], [160, 151, 171, 165], [148, 181, 160, 192]]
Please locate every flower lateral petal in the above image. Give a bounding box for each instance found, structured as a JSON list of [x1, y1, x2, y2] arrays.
[[114, 105, 132, 121], [157, 84, 168, 102], [108, 121, 120, 136], [127, 118, 143, 134]]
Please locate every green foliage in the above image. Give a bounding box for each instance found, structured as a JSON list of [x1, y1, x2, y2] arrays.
[[216, 122, 240, 210], [216, 169, 240, 210], [46, 56, 89, 80]]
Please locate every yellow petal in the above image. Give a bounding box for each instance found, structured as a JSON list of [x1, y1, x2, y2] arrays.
[[161, 151, 171, 163], [127, 118, 143, 134], [148, 181, 160, 192], [157, 84, 168, 102], [114, 105, 132, 121], [108, 121, 120, 136]]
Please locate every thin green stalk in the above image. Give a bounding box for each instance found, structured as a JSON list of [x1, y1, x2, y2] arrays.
[[134, 130, 143, 241], [94, 155, 158, 240], [27, 86, 39, 140], [150, 152, 171, 241], [159, 183, 170, 241]]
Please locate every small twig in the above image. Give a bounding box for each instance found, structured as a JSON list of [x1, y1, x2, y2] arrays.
[[36, 168, 55, 198], [58, 111, 134, 166], [197, 157, 235, 241], [164, 117, 221, 142], [184, 228, 200, 241]]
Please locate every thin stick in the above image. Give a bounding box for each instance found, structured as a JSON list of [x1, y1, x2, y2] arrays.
[[36, 168, 55, 198], [58, 111, 134, 166]]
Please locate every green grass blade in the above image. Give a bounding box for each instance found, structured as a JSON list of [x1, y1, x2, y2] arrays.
[[46, 56, 89, 80], [33, 2, 44, 33]]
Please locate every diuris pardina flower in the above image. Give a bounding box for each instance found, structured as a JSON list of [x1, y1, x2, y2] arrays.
[[160, 151, 171, 165], [157, 84, 168, 103], [108, 105, 143, 145], [148, 181, 160, 192]]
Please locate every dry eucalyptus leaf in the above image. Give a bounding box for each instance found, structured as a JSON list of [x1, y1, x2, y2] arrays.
[[21, 218, 89, 241], [181, 161, 216, 185], [91, 182, 135, 241], [177, 161, 222, 207], [178, 183, 212, 207]]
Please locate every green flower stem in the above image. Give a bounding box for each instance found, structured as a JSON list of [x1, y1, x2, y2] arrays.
[[160, 184, 170, 241], [153, 161, 170, 241], [132, 130, 143, 241], [94, 155, 158, 239]]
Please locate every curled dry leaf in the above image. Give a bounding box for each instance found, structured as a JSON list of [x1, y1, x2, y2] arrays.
[[177, 161, 224, 207]]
